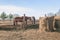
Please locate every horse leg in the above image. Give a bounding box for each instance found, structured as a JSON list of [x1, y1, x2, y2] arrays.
[[22, 22, 25, 29], [34, 20, 35, 24], [32, 20, 33, 24], [16, 22, 17, 25], [13, 21, 15, 26], [26, 20, 27, 25], [22, 21, 26, 29], [25, 21, 27, 29]]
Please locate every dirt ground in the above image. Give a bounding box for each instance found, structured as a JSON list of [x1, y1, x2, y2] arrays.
[[0, 29, 60, 40], [0, 20, 60, 40]]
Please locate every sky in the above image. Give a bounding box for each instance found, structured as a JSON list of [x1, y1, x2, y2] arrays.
[[0, 0, 60, 19]]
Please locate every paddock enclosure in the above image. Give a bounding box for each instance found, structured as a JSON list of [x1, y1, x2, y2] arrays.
[[0, 16, 60, 40], [0, 17, 60, 40]]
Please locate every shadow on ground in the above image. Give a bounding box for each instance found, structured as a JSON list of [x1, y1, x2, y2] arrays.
[[0, 25, 19, 31], [53, 28, 60, 33], [0, 24, 39, 31], [25, 24, 39, 30], [0, 24, 60, 33]]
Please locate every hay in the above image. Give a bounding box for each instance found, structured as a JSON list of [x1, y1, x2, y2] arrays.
[[47, 16, 55, 31], [39, 17, 48, 32], [39, 16, 55, 32]]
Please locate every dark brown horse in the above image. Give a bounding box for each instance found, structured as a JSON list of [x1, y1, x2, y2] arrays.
[[13, 16, 32, 26]]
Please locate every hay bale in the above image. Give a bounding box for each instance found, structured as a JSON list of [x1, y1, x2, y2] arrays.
[[39, 17, 48, 32], [48, 17, 54, 31], [39, 16, 55, 32]]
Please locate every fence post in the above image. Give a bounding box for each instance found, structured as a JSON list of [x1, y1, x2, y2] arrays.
[[23, 14, 26, 29]]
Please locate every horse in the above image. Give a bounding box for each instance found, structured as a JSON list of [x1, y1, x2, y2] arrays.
[[13, 13, 36, 29], [13, 16, 32, 26], [31, 16, 35, 24]]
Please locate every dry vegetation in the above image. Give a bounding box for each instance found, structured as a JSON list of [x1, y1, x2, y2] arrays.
[[0, 29, 60, 40], [0, 20, 60, 40]]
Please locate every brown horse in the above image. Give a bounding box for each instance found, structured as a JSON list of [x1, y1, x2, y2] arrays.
[[13, 16, 32, 26]]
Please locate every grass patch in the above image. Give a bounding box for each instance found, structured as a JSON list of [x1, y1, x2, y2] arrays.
[[25, 24, 39, 30]]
